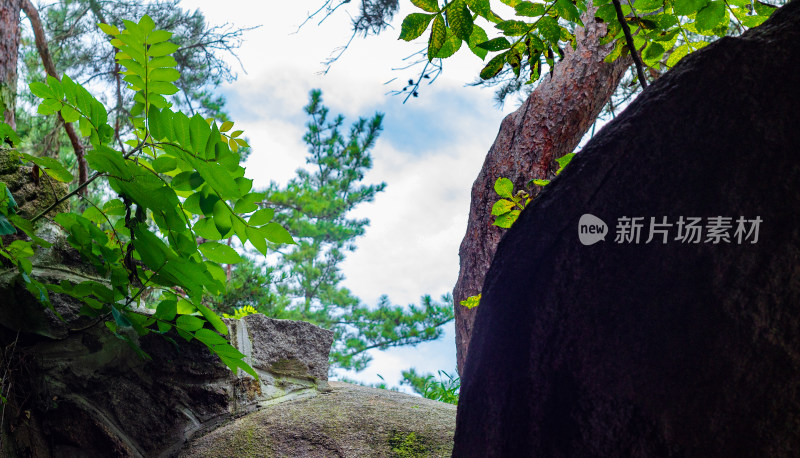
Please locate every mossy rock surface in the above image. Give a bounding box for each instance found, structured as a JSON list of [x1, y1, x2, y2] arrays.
[[0, 147, 69, 219], [181, 381, 456, 457]]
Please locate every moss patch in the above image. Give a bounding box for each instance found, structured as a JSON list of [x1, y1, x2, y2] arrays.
[[389, 431, 432, 457]]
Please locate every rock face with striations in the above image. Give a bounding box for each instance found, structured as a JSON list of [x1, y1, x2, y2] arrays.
[[454, 2, 800, 457]]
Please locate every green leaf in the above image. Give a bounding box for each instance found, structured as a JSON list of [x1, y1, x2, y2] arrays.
[[435, 28, 463, 58], [246, 226, 267, 255], [195, 302, 228, 335], [753, 0, 777, 16], [666, 42, 691, 67], [477, 37, 512, 51], [538, 16, 561, 43], [741, 14, 768, 27], [493, 210, 520, 228], [193, 217, 226, 240], [172, 171, 204, 191], [177, 298, 197, 314], [176, 314, 204, 332], [146, 30, 173, 45], [60, 105, 81, 123], [0, 215, 16, 236], [412, 0, 439, 12], [468, 25, 489, 59], [37, 99, 62, 115], [138, 14, 156, 33], [494, 177, 514, 198], [199, 241, 243, 264], [248, 208, 274, 226], [428, 15, 447, 59], [155, 299, 177, 321], [495, 20, 529, 36], [466, 0, 493, 17], [480, 52, 506, 79], [152, 156, 177, 173], [515, 1, 546, 16], [531, 178, 550, 186], [695, 1, 727, 32], [147, 41, 180, 57], [194, 328, 228, 346], [42, 163, 74, 182], [555, 0, 582, 22], [29, 82, 54, 100], [673, 0, 708, 15], [459, 294, 481, 309], [98, 23, 120, 36], [555, 152, 575, 170], [491, 199, 516, 215], [85, 146, 133, 180], [233, 193, 263, 213], [447, 1, 474, 41], [399, 13, 436, 41], [212, 200, 233, 236], [261, 222, 295, 245], [634, 0, 664, 12], [642, 41, 666, 64]]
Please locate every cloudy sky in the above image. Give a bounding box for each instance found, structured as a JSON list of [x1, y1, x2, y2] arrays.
[[177, 0, 518, 389]]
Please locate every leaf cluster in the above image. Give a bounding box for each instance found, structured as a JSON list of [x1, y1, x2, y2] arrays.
[[2, 16, 297, 379], [399, 0, 779, 87]]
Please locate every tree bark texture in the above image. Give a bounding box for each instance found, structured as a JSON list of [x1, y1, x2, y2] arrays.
[[453, 10, 630, 375], [0, 0, 21, 129]]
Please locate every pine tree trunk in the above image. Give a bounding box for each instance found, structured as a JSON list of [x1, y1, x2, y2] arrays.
[[454, 10, 630, 375], [0, 0, 21, 129]]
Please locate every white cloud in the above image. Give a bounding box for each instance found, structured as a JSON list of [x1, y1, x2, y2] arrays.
[[178, 0, 516, 388]]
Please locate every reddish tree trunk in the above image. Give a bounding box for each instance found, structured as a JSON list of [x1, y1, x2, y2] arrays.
[[453, 11, 630, 375], [21, 0, 88, 192], [0, 0, 21, 129]]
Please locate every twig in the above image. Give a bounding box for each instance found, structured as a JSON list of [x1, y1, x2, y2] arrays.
[[611, 0, 648, 88], [31, 141, 145, 224]]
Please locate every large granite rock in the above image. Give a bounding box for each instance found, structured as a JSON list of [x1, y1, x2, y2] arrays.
[[454, 2, 800, 457], [181, 381, 456, 457]]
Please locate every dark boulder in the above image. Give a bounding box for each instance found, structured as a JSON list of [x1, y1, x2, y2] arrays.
[[454, 2, 800, 457]]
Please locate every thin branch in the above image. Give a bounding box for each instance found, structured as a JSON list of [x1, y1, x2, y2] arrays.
[[21, 0, 89, 193], [31, 141, 145, 223], [612, 0, 648, 88]]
